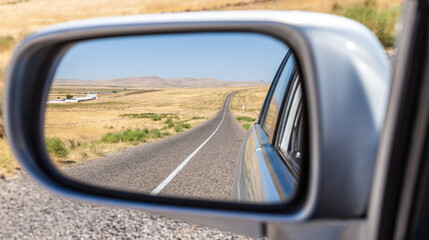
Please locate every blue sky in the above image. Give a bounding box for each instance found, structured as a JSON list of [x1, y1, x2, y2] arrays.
[[55, 32, 289, 82]]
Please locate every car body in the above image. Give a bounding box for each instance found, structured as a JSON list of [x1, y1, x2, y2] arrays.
[[3, 1, 429, 238], [234, 23, 390, 209], [235, 51, 303, 203]]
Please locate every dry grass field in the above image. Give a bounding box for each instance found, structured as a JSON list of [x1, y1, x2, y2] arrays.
[[230, 87, 269, 129], [45, 86, 246, 167], [0, 0, 404, 175]]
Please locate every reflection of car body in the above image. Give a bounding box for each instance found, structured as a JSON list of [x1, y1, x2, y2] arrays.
[[235, 50, 304, 203]]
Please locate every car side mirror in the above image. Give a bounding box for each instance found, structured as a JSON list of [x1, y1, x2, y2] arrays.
[[3, 11, 391, 238]]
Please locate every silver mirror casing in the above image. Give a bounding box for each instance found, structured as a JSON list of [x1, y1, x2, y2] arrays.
[[3, 11, 391, 238]]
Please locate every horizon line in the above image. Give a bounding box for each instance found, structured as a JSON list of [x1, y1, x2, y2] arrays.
[[53, 76, 269, 83]]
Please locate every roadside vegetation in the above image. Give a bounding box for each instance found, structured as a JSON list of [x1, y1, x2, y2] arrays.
[[236, 116, 256, 122], [120, 113, 178, 121], [231, 87, 269, 130], [45, 109, 194, 166], [173, 122, 192, 132], [101, 128, 170, 144], [332, 0, 400, 48], [241, 123, 252, 130], [45, 137, 68, 158], [45, 110, 194, 166], [236, 116, 257, 130]]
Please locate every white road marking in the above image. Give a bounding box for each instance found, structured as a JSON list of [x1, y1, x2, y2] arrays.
[[150, 96, 229, 195]]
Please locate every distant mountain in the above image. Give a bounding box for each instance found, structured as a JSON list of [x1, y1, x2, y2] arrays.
[[52, 76, 269, 88]]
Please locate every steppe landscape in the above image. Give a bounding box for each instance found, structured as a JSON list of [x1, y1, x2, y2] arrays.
[[45, 77, 269, 167]]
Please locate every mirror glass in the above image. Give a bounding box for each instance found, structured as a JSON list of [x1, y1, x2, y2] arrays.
[[44, 32, 304, 204]]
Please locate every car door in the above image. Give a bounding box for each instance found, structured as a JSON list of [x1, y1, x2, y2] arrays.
[[235, 51, 302, 203], [366, 0, 429, 239], [275, 72, 303, 178]]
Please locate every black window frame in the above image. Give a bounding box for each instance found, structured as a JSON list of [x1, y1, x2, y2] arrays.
[[274, 72, 303, 177], [258, 51, 290, 126], [260, 51, 296, 142]]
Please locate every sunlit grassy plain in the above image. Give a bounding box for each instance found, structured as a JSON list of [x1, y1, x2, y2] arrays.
[[0, 0, 403, 175], [45, 86, 269, 167], [230, 87, 269, 129]]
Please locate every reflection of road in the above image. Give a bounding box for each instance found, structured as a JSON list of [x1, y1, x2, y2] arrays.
[[64, 92, 245, 201]]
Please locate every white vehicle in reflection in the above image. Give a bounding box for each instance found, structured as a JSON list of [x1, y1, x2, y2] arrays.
[[47, 94, 98, 103]]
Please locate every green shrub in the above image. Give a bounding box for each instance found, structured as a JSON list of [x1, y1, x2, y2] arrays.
[[149, 129, 161, 138], [45, 137, 68, 158], [192, 116, 205, 120], [102, 132, 122, 143], [236, 116, 256, 122], [164, 117, 174, 127], [121, 128, 148, 143], [334, 0, 400, 48], [242, 123, 251, 130], [66, 94, 73, 99], [174, 122, 191, 132], [152, 115, 162, 121], [161, 131, 171, 137], [101, 127, 167, 144], [174, 124, 183, 132]]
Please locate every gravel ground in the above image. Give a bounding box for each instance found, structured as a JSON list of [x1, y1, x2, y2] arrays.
[[0, 172, 258, 239]]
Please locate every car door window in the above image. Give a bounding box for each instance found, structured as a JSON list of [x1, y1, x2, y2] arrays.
[[262, 54, 296, 140], [277, 74, 303, 174]]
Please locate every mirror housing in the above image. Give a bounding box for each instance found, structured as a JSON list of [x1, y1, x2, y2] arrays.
[[3, 11, 391, 237]]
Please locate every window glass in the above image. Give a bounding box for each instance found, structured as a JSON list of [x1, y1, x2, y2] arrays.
[[278, 75, 303, 172], [280, 81, 301, 153], [262, 54, 296, 139]]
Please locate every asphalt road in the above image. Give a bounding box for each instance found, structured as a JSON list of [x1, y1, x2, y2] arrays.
[[64, 91, 246, 201]]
